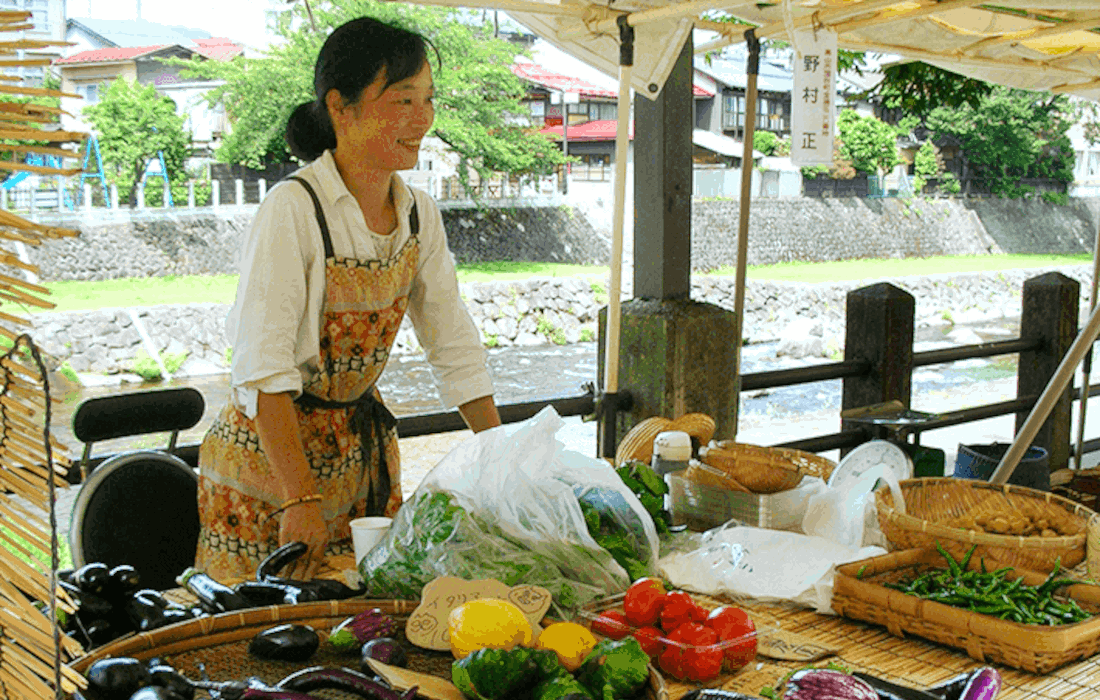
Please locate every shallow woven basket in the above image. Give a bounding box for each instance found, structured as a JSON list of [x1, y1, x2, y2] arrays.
[[616, 416, 675, 466], [703, 440, 837, 494], [874, 477, 1096, 573], [669, 412, 716, 447], [68, 599, 668, 700]]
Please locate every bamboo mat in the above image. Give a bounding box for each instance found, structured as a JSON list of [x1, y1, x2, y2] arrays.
[[678, 592, 1100, 700]]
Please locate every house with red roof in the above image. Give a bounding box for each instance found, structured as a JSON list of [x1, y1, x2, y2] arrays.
[[56, 18, 245, 156]]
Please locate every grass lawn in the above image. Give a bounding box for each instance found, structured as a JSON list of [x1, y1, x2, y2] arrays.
[[32, 254, 1092, 314]]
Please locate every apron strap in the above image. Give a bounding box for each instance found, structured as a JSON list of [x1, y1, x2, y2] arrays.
[[286, 175, 420, 256], [294, 390, 397, 517]]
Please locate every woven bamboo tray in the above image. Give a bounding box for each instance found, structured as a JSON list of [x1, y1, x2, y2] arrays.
[[833, 548, 1100, 674], [68, 599, 667, 700], [702, 440, 836, 494], [875, 477, 1094, 573]]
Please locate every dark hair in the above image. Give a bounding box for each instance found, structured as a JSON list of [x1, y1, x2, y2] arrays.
[[285, 17, 434, 162]]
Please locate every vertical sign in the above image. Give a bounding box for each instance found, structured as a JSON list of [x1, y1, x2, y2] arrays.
[[790, 28, 837, 166]]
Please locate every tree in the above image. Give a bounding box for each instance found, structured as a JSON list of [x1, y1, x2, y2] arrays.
[[753, 131, 789, 157], [836, 109, 900, 176], [925, 87, 1075, 197], [82, 77, 190, 207], [179, 0, 569, 189]]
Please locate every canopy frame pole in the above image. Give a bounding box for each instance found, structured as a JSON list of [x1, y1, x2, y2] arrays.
[[991, 300, 1100, 485], [727, 28, 760, 441], [598, 14, 635, 459], [1075, 218, 1100, 470]]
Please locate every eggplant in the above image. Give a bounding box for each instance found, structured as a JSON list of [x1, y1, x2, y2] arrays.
[[248, 624, 320, 662], [129, 688, 188, 700], [255, 542, 308, 581], [124, 595, 173, 632], [74, 562, 111, 595], [61, 580, 114, 620], [927, 668, 1000, 700], [958, 667, 1001, 700], [234, 580, 318, 606], [276, 666, 416, 700], [148, 665, 195, 700], [852, 672, 942, 700], [783, 669, 879, 700], [328, 609, 396, 652], [105, 565, 141, 600], [85, 657, 151, 700], [680, 692, 767, 700], [266, 576, 363, 601], [360, 637, 407, 670]]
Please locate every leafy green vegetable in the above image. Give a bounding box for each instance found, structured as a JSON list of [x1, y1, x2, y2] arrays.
[[452, 647, 540, 700], [530, 674, 597, 700], [530, 647, 572, 681], [576, 637, 650, 700]]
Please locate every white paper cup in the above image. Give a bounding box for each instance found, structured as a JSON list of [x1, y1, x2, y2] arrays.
[[350, 516, 392, 563]]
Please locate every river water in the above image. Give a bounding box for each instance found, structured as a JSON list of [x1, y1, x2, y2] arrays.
[[46, 318, 1029, 461]]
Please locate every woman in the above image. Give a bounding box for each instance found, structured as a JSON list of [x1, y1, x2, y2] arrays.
[[195, 17, 500, 582]]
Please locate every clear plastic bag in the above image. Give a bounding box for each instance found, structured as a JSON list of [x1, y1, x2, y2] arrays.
[[359, 406, 659, 610]]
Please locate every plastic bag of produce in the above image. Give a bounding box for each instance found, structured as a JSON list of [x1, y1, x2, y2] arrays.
[[359, 407, 659, 609]]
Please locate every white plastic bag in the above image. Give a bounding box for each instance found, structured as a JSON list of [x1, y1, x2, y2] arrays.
[[361, 406, 659, 608], [658, 524, 885, 613], [801, 465, 905, 549]]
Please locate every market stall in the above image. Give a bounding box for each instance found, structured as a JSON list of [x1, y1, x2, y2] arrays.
[[11, 2, 1100, 700]]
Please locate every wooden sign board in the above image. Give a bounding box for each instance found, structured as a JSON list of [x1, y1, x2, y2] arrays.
[[405, 576, 552, 651]]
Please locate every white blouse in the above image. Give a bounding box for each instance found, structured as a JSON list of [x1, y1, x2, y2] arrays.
[[226, 150, 494, 419]]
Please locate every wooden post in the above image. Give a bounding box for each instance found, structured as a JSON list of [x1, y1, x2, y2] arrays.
[[1017, 272, 1080, 472], [841, 283, 915, 436]]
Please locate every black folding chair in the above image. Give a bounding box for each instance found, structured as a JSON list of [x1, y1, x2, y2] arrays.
[[68, 387, 205, 591]]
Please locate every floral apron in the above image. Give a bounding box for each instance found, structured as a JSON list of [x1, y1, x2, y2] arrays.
[[194, 176, 418, 581]]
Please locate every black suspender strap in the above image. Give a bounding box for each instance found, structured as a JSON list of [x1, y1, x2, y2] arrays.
[[286, 175, 420, 256], [286, 175, 335, 259]]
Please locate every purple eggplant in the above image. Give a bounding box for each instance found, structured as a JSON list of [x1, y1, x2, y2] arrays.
[[276, 666, 416, 700], [783, 668, 879, 700], [360, 637, 407, 670], [248, 624, 320, 662], [84, 656, 151, 700], [327, 609, 396, 652], [852, 671, 942, 700], [959, 667, 1001, 700]]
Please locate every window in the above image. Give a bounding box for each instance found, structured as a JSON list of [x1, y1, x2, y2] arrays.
[[77, 83, 99, 105], [1089, 151, 1100, 178], [530, 101, 545, 117], [722, 93, 744, 129]]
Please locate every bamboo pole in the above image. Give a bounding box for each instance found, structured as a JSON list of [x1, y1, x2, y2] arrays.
[[728, 28, 760, 440], [991, 300, 1100, 484], [0, 143, 80, 158], [1075, 218, 1100, 469]]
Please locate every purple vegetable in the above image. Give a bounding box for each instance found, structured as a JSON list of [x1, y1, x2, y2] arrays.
[[360, 637, 408, 670], [276, 666, 416, 700], [328, 609, 397, 652], [959, 667, 1001, 700], [784, 669, 879, 700]]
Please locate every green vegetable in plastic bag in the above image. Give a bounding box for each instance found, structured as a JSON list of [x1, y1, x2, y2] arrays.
[[576, 637, 650, 700]]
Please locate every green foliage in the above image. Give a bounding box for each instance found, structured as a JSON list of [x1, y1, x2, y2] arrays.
[[536, 316, 566, 345], [578, 328, 595, 343], [163, 351, 189, 374], [911, 141, 940, 195], [939, 171, 961, 195], [224, 346, 233, 365], [129, 351, 163, 380], [484, 334, 499, 348], [926, 87, 1075, 198], [1041, 191, 1070, 206], [753, 131, 789, 157], [82, 78, 191, 208], [143, 167, 213, 208], [177, 0, 569, 187], [836, 109, 901, 176], [862, 62, 996, 120], [59, 362, 79, 383]]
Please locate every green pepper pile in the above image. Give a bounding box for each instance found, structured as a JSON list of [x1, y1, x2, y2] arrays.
[[883, 543, 1092, 626]]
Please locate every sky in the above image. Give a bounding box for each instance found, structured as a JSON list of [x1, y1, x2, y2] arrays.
[[74, 0, 277, 49]]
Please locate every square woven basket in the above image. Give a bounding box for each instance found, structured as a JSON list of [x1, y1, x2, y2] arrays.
[[833, 549, 1100, 674], [874, 477, 1095, 573]]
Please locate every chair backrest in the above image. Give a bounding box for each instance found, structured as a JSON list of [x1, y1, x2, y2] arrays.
[[72, 386, 205, 475], [68, 450, 200, 591]]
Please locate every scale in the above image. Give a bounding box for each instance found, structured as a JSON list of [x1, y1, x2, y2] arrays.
[[828, 439, 913, 492]]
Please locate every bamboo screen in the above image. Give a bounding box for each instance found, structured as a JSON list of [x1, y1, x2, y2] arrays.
[[0, 8, 89, 700]]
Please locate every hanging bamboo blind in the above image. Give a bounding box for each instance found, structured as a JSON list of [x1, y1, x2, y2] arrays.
[[0, 8, 88, 700]]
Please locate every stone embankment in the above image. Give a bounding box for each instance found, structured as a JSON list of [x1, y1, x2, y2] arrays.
[[32, 265, 1095, 382]]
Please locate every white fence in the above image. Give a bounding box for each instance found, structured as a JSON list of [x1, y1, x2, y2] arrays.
[[693, 167, 803, 198]]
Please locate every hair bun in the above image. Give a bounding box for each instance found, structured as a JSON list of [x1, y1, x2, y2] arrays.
[[285, 100, 335, 162]]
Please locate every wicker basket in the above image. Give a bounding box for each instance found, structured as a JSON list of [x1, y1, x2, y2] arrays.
[[702, 441, 836, 494], [833, 548, 1100, 674], [68, 599, 667, 700], [875, 477, 1095, 573], [616, 416, 675, 466], [669, 412, 716, 447]]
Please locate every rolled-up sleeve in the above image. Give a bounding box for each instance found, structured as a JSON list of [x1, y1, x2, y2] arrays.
[[227, 184, 323, 418], [405, 192, 494, 409]]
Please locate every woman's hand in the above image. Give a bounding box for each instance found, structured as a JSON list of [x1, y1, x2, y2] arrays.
[[279, 501, 329, 580]]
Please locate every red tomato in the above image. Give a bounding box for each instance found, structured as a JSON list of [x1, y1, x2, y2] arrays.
[[632, 625, 666, 658], [705, 605, 758, 670], [590, 610, 630, 640], [623, 577, 667, 627], [659, 590, 697, 633], [659, 622, 722, 682]]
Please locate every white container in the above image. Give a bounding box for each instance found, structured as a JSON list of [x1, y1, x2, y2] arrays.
[[350, 516, 393, 563], [651, 430, 692, 476]]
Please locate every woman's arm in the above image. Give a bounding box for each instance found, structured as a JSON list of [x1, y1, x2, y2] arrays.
[[458, 395, 502, 433], [253, 391, 329, 580]]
